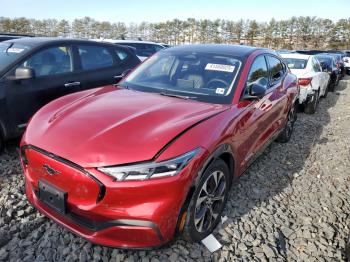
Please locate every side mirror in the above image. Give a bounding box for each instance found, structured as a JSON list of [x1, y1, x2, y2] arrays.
[[15, 67, 35, 80], [114, 69, 132, 82], [243, 83, 267, 100], [320, 62, 328, 72]]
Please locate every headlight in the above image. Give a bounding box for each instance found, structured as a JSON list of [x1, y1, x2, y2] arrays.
[[98, 148, 200, 181]]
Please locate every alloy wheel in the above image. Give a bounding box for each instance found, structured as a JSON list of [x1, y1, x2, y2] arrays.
[[285, 105, 296, 138], [194, 170, 227, 233]]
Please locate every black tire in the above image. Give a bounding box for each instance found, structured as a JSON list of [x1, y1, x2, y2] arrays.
[[304, 91, 319, 114], [322, 83, 329, 98], [276, 102, 297, 143], [329, 81, 335, 92], [182, 158, 230, 242], [0, 135, 3, 154]]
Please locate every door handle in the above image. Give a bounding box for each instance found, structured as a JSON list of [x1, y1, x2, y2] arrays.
[[64, 82, 81, 87], [114, 75, 123, 81]]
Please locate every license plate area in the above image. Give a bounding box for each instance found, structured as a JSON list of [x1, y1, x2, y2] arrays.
[[38, 180, 67, 214]]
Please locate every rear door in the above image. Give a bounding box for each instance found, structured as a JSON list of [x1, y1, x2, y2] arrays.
[[263, 55, 289, 138], [73, 43, 127, 89], [310, 57, 323, 92], [4, 44, 80, 133], [312, 57, 328, 95]]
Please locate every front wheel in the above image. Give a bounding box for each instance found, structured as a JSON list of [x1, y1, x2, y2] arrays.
[[276, 103, 297, 143], [182, 159, 230, 242]]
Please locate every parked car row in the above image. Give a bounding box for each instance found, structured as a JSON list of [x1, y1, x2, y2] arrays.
[[0, 37, 346, 249], [279, 50, 346, 114]]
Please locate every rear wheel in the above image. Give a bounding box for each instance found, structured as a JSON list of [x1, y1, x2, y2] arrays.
[[182, 159, 230, 242], [276, 103, 297, 143], [304, 90, 319, 114]]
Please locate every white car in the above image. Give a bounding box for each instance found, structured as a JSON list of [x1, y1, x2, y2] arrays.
[[92, 39, 166, 61], [281, 53, 330, 114], [344, 51, 350, 74]]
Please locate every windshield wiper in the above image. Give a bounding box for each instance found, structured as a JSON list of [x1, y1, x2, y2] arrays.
[[160, 92, 197, 100]]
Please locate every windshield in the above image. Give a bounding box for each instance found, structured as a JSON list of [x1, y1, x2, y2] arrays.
[[121, 50, 242, 104], [316, 56, 332, 65], [284, 58, 308, 69], [0, 42, 32, 71]]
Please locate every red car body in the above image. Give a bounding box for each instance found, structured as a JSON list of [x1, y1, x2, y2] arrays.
[[21, 45, 298, 248]]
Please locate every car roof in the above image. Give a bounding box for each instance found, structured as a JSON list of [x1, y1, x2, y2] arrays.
[[95, 39, 163, 45], [162, 44, 267, 59], [280, 53, 310, 60], [3, 37, 115, 47]]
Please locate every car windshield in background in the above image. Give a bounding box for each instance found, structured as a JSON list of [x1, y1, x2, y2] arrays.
[[284, 58, 308, 69], [118, 43, 163, 57], [316, 56, 332, 65], [0, 43, 32, 71], [121, 50, 242, 104]]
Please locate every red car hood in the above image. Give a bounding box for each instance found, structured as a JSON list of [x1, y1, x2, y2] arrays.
[[25, 87, 227, 167]]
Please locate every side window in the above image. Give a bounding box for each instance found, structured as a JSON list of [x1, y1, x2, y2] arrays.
[[312, 58, 321, 72], [19, 46, 73, 77], [78, 45, 114, 70], [246, 55, 269, 88], [266, 56, 284, 83], [114, 48, 129, 62]]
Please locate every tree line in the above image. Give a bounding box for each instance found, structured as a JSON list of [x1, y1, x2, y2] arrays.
[[1, 16, 350, 50]]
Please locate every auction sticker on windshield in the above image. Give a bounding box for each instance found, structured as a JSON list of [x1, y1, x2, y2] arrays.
[[215, 88, 226, 95], [205, 63, 235, 72]]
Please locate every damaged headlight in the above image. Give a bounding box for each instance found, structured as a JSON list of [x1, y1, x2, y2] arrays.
[[98, 148, 200, 181]]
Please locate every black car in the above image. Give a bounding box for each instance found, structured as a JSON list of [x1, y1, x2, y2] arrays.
[[316, 54, 340, 91], [0, 37, 140, 150], [325, 52, 345, 78]]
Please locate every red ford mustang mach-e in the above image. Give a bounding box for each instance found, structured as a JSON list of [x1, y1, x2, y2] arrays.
[[21, 45, 299, 248]]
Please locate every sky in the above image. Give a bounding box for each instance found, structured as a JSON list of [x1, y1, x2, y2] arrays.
[[1, 0, 349, 24]]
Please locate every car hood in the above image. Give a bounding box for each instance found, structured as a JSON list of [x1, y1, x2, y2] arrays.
[[25, 87, 228, 167]]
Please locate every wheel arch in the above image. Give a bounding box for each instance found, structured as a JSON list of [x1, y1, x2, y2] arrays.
[[174, 143, 236, 236]]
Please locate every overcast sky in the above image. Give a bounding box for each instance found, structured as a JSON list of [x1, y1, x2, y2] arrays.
[[1, 0, 349, 23]]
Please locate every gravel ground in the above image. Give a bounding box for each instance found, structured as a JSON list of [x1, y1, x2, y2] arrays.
[[0, 76, 349, 262]]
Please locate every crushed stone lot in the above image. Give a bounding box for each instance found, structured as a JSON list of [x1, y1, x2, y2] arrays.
[[0, 76, 350, 262]]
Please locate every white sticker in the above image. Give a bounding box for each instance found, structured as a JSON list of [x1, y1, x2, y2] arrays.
[[205, 63, 235, 72], [221, 215, 228, 224], [215, 88, 226, 95], [6, 48, 25, 53], [201, 234, 222, 252]]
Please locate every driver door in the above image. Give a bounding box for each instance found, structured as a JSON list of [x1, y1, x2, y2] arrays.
[[4, 45, 79, 134]]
